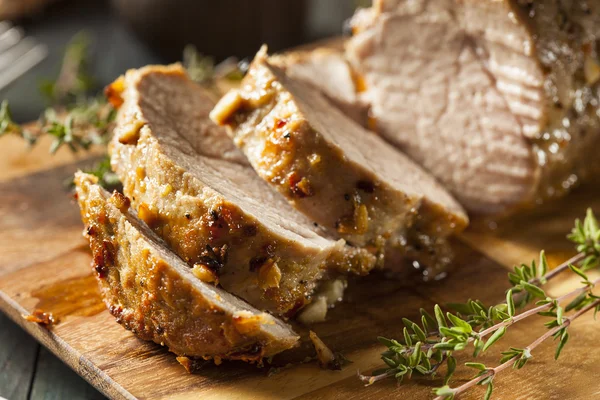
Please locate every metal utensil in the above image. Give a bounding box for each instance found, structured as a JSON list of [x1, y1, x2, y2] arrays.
[[0, 21, 48, 91]]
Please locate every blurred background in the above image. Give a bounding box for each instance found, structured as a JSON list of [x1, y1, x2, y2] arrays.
[[0, 0, 361, 122]]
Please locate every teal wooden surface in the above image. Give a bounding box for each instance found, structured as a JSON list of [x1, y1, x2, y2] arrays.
[[0, 313, 39, 400], [29, 347, 106, 400], [1, 309, 106, 400]]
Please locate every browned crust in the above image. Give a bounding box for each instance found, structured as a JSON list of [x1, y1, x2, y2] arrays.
[[211, 50, 467, 245], [74, 173, 298, 361], [108, 65, 378, 316], [212, 54, 415, 247]]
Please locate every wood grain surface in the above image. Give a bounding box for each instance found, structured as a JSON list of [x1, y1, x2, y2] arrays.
[[1, 130, 600, 400]]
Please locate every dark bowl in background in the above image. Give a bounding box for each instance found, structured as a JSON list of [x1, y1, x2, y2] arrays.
[[110, 0, 309, 61]]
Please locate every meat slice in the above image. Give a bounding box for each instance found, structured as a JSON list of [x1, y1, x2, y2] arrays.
[[74, 173, 298, 362], [211, 48, 467, 256], [108, 65, 376, 317], [347, 0, 600, 213], [270, 48, 369, 127]]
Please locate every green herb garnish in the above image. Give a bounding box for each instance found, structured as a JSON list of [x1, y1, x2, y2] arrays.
[[82, 154, 120, 191], [183, 45, 215, 84], [1, 32, 117, 188], [361, 209, 600, 399], [183, 45, 247, 85], [0, 100, 36, 144], [39, 32, 96, 105], [3, 37, 240, 190]]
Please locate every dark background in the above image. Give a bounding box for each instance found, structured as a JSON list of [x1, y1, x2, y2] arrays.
[[4, 0, 159, 122], [3, 0, 357, 122]]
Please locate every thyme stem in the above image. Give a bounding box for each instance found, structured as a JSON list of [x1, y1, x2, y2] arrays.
[[357, 369, 394, 384], [414, 276, 599, 355], [533, 252, 586, 285], [510, 252, 587, 306], [435, 297, 600, 400], [478, 276, 599, 339]]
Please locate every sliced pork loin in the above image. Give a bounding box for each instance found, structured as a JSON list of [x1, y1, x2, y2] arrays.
[[211, 48, 467, 260], [347, 0, 600, 213], [270, 48, 369, 127], [108, 65, 376, 317], [74, 173, 298, 362]]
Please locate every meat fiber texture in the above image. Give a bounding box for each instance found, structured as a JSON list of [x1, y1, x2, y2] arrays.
[[211, 48, 467, 271], [74, 173, 299, 362], [107, 65, 377, 317], [347, 0, 600, 214], [269, 48, 370, 127]]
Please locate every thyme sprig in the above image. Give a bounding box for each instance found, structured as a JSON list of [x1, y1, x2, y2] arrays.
[[39, 32, 96, 105], [361, 209, 600, 399], [183, 45, 247, 85], [42, 99, 115, 154], [37, 31, 115, 154], [0, 100, 37, 144], [3, 38, 242, 170], [434, 297, 600, 400], [3, 39, 242, 189], [1, 29, 115, 153], [0, 98, 115, 154], [1, 32, 116, 186]]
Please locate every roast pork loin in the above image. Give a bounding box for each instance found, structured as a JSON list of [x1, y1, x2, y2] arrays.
[[347, 0, 600, 213], [108, 65, 377, 317], [270, 48, 369, 127], [211, 48, 467, 264], [74, 173, 299, 362]]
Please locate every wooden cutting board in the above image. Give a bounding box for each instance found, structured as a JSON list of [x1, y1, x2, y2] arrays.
[[1, 133, 600, 400]]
